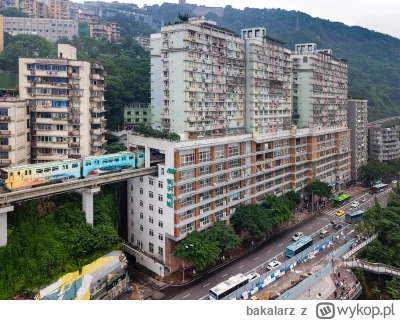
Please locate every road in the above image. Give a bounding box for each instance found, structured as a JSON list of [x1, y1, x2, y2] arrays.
[[159, 188, 389, 300]]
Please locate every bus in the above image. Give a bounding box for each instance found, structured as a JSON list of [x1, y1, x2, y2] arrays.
[[371, 183, 389, 194], [209, 274, 249, 300], [333, 194, 352, 207], [286, 236, 313, 258], [345, 210, 365, 224]]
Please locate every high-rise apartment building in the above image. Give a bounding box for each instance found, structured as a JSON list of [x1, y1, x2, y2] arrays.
[[0, 96, 31, 167], [368, 125, 400, 163], [51, 0, 70, 20], [347, 99, 368, 178], [19, 44, 107, 162], [0, 0, 19, 10], [17, 0, 70, 19], [122, 102, 151, 130], [124, 21, 351, 275], [89, 22, 120, 42]]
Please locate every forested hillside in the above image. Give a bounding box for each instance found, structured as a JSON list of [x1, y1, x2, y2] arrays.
[[146, 3, 400, 121]]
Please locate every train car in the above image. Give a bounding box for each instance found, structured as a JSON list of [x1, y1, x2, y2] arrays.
[[82, 152, 137, 178], [136, 151, 145, 168], [1, 159, 81, 191]]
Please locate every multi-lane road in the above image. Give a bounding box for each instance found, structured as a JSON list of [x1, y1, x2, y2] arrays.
[[157, 188, 390, 300]]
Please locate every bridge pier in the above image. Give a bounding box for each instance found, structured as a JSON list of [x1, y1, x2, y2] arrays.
[[0, 206, 14, 247], [82, 187, 100, 225]]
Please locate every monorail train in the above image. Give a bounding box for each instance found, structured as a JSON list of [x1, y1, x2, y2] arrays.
[[0, 151, 146, 191]]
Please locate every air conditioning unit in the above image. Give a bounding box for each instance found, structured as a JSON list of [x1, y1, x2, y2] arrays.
[[200, 209, 204, 214], [223, 201, 226, 205], [200, 197, 203, 201], [200, 222, 204, 227]]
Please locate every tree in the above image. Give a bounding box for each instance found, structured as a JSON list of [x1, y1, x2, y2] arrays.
[[105, 143, 127, 154], [177, 13, 189, 22], [262, 194, 293, 225], [0, 8, 29, 17], [361, 161, 395, 182], [386, 277, 400, 300], [173, 230, 219, 271], [230, 205, 273, 238], [167, 132, 181, 142], [206, 221, 241, 257], [283, 190, 302, 207], [304, 180, 333, 199]]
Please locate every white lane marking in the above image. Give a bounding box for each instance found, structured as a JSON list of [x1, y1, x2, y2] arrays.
[[238, 265, 244, 269], [347, 229, 355, 236], [182, 294, 190, 299], [278, 243, 283, 247], [254, 257, 259, 261], [203, 283, 210, 288], [267, 250, 271, 253], [222, 274, 228, 278]]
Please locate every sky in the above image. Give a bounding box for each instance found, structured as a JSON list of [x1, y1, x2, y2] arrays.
[[89, 0, 400, 39]]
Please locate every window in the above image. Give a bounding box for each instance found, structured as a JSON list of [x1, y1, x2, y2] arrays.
[[198, 147, 211, 163], [229, 159, 240, 168], [140, 177, 143, 182], [199, 166, 211, 176], [149, 229, 154, 236], [158, 207, 163, 215], [158, 246, 164, 255], [159, 234, 164, 241], [131, 208, 134, 215], [0, 123, 8, 130], [215, 162, 226, 172], [215, 210, 226, 220], [158, 194, 163, 201], [215, 145, 225, 159], [140, 225, 143, 231], [140, 188, 143, 194], [228, 143, 239, 156], [179, 168, 195, 181], [137, 240, 143, 249], [158, 221, 163, 228], [140, 212, 144, 219], [149, 178, 154, 185], [149, 191, 153, 198], [130, 220, 134, 227], [149, 216, 154, 224], [199, 178, 211, 189], [130, 197, 134, 203], [180, 182, 194, 194], [149, 242, 154, 253], [158, 181, 163, 188], [303, 56, 308, 63], [180, 150, 195, 167], [180, 209, 194, 221], [149, 204, 154, 211], [130, 233, 134, 243], [131, 184, 134, 191], [180, 196, 194, 208], [140, 200, 143, 207], [180, 222, 194, 235], [161, 168, 165, 175]]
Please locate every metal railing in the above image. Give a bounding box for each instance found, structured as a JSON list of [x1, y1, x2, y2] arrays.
[[341, 234, 378, 260], [345, 260, 400, 277]]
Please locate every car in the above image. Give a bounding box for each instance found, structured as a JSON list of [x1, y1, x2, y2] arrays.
[[361, 197, 367, 203], [333, 223, 342, 230], [351, 202, 360, 208], [319, 229, 330, 238], [267, 261, 281, 271], [392, 180, 397, 184], [335, 210, 345, 217], [292, 232, 304, 241], [247, 273, 260, 281]]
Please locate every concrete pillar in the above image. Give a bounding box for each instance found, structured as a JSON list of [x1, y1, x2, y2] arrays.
[[0, 206, 14, 247], [145, 146, 151, 168], [82, 187, 100, 225]]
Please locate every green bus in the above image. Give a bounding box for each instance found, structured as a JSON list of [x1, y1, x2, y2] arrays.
[[286, 236, 313, 258], [333, 194, 351, 207]]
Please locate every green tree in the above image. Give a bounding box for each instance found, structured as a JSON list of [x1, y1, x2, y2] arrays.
[[173, 230, 219, 271], [283, 190, 302, 207], [230, 204, 273, 238], [105, 143, 127, 154], [206, 220, 241, 257], [386, 277, 400, 300], [262, 194, 293, 225], [0, 8, 29, 17], [167, 132, 181, 141], [304, 180, 333, 199], [177, 13, 190, 22]]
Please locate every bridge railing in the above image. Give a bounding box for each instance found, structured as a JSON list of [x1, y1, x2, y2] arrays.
[[341, 234, 378, 260], [344, 260, 400, 277]]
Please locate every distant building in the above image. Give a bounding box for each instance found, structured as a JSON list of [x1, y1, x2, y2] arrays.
[[122, 102, 151, 130], [89, 22, 120, 42], [179, 0, 186, 4], [134, 36, 150, 51], [347, 99, 368, 178], [0, 0, 19, 11], [3, 17, 78, 42], [17, 0, 70, 19], [0, 96, 31, 167], [192, 5, 224, 17], [368, 124, 400, 163], [79, 9, 98, 24], [103, 8, 163, 31]]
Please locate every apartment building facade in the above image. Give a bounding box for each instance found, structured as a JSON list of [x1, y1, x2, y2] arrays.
[[3, 17, 78, 41], [347, 99, 368, 177], [18, 44, 107, 162], [0, 97, 30, 167], [89, 22, 120, 42], [122, 102, 151, 130], [134, 37, 151, 51], [368, 125, 400, 162], [0, 0, 19, 10], [17, 0, 70, 19], [124, 21, 352, 275]]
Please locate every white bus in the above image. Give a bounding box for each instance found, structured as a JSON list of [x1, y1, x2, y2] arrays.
[[209, 274, 249, 300]]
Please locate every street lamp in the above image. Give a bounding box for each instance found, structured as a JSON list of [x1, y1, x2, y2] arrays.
[[182, 244, 194, 282], [311, 189, 320, 214]]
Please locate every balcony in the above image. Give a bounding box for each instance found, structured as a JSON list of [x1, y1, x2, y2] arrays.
[[90, 73, 104, 80], [0, 116, 11, 122], [90, 117, 105, 124], [33, 141, 68, 149], [69, 130, 81, 137], [0, 130, 11, 136], [0, 159, 11, 165], [90, 106, 105, 113], [31, 69, 68, 77], [68, 142, 80, 148], [89, 96, 104, 102], [33, 153, 68, 161], [0, 145, 12, 151], [90, 149, 105, 156], [90, 84, 105, 91], [90, 127, 105, 135]]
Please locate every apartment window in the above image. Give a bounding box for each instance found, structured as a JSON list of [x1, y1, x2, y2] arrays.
[[131, 208, 134, 215], [180, 222, 194, 235], [130, 233, 134, 243], [303, 57, 308, 63], [140, 200, 143, 207], [140, 177, 143, 182], [215, 187, 225, 196], [149, 229, 154, 236], [180, 196, 194, 208], [140, 188, 143, 194], [228, 143, 239, 156], [229, 159, 240, 168], [158, 181, 163, 188], [140, 225, 144, 231], [0, 123, 8, 130], [179, 168, 195, 181], [180, 182, 195, 194], [199, 178, 211, 189], [137, 240, 143, 249], [149, 216, 154, 224], [180, 150, 195, 167], [149, 178, 154, 185], [161, 168, 165, 175], [158, 247, 164, 255], [158, 194, 163, 201], [215, 145, 225, 159], [159, 234, 164, 241], [149, 242, 154, 253], [149, 204, 154, 211], [215, 198, 225, 207], [130, 220, 134, 227], [158, 207, 163, 215], [140, 212, 144, 219], [215, 162, 226, 172], [215, 210, 226, 221], [180, 209, 194, 221], [158, 221, 163, 228], [199, 166, 211, 176], [198, 147, 211, 163], [199, 202, 211, 214], [149, 191, 153, 198], [130, 197, 133, 203], [131, 184, 134, 191]]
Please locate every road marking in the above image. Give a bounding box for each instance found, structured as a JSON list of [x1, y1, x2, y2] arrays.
[[222, 274, 228, 278], [278, 243, 283, 247], [203, 283, 210, 288], [267, 250, 271, 253], [238, 265, 244, 269], [254, 257, 259, 261], [347, 229, 355, 236], [182, 294, 190, 299]]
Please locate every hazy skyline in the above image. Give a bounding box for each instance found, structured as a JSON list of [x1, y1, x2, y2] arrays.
[[83, 0, 400, 39]]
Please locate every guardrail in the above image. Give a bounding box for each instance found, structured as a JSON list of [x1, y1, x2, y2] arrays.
[[341, 234, 378, 260], [344, 260, 400, 277]]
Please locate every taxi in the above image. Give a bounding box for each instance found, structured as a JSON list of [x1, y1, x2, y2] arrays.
[[335, 209, 345, 217]]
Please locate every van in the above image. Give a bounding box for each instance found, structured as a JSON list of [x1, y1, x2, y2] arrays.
[[319, 229, 329, 238]]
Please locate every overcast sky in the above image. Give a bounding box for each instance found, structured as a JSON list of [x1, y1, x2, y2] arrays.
[[94, 0, 400, 39]]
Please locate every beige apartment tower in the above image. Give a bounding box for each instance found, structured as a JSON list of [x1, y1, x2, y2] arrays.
[[18, 44, 107, 162]]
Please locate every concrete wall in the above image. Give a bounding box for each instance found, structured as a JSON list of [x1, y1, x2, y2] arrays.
[[123, 243, 165, 277]]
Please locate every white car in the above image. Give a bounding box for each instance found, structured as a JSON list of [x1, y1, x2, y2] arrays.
[[351, 201, 360, 208], [392, 180, 397, 184], [292, 232, 304, 241], [247, 273, 260, 281], [267, 261, 281, 271]]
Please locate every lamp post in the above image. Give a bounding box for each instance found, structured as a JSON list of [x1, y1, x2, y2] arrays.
[[182, 244, 194, 283], [311, 189, 320, 214]]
